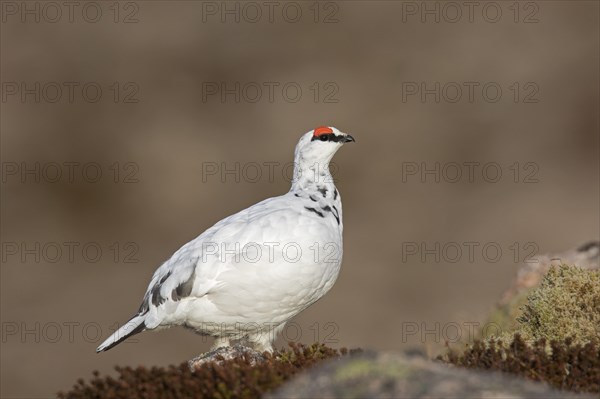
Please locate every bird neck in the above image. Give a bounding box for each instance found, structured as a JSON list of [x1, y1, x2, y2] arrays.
[[290, 159, 337, 197]]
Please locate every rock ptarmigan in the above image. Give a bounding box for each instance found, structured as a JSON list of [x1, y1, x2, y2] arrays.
[[97, 126, 354, 353]]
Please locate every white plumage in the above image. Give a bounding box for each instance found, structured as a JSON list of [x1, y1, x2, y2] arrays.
[[97, 126, 354, 353]]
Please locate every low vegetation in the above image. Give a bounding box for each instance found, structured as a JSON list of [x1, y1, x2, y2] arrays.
[[59, 343, 355, 399], [60, 265, 600, 398]]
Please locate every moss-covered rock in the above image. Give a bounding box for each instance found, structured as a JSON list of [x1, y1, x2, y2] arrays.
[[516, 264, 600, 345], [440, 259, 600, 394], [488, 242, 599, 339], [490, 264, 600, 346]]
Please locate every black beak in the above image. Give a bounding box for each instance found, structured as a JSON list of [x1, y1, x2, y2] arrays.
[[344, 135, 356, 143]]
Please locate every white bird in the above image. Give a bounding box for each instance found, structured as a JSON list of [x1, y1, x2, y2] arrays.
[[96, 126, 355, 353]]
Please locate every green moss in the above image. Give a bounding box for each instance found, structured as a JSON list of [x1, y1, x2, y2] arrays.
[[519, 264, 599, 344], [507, 264, 599, 345], [334, 358, 411, 382], [442, 264, 600, 393]]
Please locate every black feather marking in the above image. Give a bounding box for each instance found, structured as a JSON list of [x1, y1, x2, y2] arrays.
[[138, 293, 150, 314], [172, 269, 196, 301], [150, 271, 171, 307], [151, 284, 164, 306], [317, 187, 328, 197], [334, 189, 338, 200], [294, 193, 300, 197], [322, 205, 340, 224], [139, 270, 173, 312], [311, 133, 349, 143], [305, 206, 325, 218], [159, 272, 171, 284], [309, 195, 317, 202], [332, 205, 341, 224]]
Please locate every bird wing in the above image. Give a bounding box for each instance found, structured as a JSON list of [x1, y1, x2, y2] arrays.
[[137, 194, 306, 328]]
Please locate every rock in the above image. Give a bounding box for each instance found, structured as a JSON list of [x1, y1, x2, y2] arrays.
[[266, 351, 594, 399], [499, 241, 598, 305]]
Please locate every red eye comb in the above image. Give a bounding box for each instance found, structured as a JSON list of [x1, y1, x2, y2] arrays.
[[313, 126, 333, 137]]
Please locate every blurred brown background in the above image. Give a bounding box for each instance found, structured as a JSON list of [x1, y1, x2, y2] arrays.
[[1, 1, 598, 397]]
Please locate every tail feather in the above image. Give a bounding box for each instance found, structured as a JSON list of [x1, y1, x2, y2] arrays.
[[96, 315, 146, 353]]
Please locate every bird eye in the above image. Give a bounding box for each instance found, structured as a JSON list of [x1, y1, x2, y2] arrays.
[[320, 135, 329, 142]]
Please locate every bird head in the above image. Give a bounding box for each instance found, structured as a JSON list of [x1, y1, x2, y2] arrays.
[[294, 126, 355, 165]]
